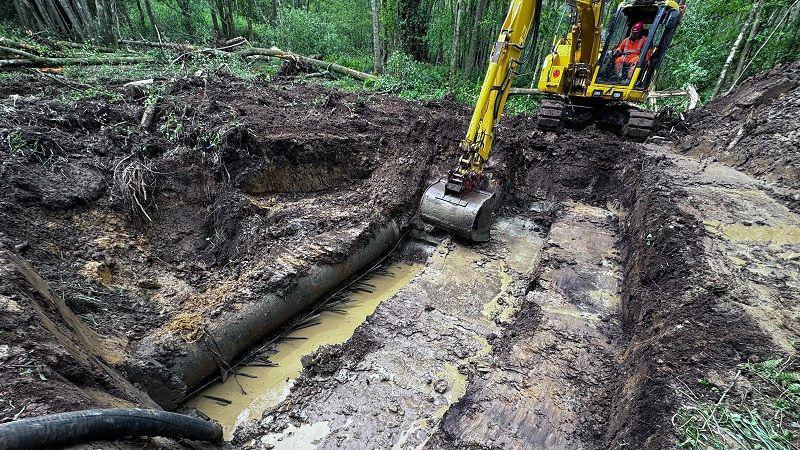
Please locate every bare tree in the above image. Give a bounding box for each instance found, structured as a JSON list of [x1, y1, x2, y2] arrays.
[[370, 0, 384, 73], [449, 0, 463, 82], [710, 1, 761, 100]]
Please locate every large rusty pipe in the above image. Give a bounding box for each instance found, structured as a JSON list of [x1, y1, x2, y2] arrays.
[[129, 221, 401, 408]]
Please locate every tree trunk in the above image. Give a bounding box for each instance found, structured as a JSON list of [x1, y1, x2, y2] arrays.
[[133, 0, 147, 34], [142, 0, 163, 43], [10, 0, 127, 42], [399, 0, 428, 61], [710, 1, 761, 100], [12, 0, 33, 29], [177, 0, 193, 37], [209, 0, 220, 39], [731, 0, 798, 88], [729, 0, 765, 93], [370, 0, 384, 73], [449, 0, 463, 82], [268, 0, 278, 25], [464, 0, 489, 78], [215, 0, 235, 40]]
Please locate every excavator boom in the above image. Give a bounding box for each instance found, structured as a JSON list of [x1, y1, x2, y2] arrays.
[[419, 0, 542, 242]]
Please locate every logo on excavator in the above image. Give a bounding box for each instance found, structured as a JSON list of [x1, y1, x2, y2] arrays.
[[553, 69, 561, 78]]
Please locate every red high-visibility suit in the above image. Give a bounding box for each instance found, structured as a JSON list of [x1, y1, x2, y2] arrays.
[[614, 35, 647, 77]]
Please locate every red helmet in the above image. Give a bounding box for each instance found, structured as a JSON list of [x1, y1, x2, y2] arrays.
[[632, 21, 645, 35]]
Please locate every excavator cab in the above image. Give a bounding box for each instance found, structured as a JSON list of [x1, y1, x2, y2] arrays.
[[536, 0, 685, 137], [596, 2, 683, 90]]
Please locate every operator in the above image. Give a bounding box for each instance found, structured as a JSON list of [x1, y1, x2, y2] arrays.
[[613, 20, 647, 78]]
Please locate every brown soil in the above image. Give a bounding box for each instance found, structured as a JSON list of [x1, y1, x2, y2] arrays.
[[677, 60, 800, 210], [2, 65, 798, 449], [0, 75, 467, 421]]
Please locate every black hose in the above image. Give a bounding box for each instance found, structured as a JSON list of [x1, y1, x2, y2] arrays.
[[0, 408, 223, 450]]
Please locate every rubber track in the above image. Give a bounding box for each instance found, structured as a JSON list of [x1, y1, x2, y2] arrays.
[[623, 109, 655, 139], [537, 98, 564, 129]]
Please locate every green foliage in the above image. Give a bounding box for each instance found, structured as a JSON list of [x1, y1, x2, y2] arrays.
[[674, 359, 800, 450], [269, 7, 347, 56], [63, 85, 125, 102], [3, 0, 800, 106]]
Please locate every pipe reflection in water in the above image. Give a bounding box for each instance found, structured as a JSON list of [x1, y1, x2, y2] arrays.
[[185, 261, 422, 440]]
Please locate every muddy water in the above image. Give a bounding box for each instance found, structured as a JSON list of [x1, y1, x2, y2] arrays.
[[185, 262, 423, 440]]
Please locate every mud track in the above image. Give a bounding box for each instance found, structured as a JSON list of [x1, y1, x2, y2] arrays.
[[1, 68, 798, 449]]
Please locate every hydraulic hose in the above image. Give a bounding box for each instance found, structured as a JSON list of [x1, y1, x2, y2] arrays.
[[0, 408, 223, 450]]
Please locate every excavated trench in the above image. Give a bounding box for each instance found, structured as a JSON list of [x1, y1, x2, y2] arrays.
[[183, 237, 430, 440], [1, 68, 799, 449]]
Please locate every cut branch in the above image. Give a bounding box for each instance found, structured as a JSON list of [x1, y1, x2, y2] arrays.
[[240, 47, 376, 82], [119, 39, 377, 82]]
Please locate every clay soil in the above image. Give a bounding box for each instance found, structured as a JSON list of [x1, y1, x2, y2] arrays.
[[1, 64, 799, 449]]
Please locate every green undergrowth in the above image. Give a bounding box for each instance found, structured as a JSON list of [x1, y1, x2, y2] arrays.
[[1, 40, 540, 115], [674, 358, 800, 450]]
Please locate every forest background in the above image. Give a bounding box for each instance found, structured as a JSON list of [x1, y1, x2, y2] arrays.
[[2, 0, 799, 108]]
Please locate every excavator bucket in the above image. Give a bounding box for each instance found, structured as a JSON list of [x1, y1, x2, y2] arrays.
[[419, 180, 497, 242]]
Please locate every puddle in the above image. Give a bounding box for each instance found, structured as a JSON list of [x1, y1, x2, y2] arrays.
[[704, 220, 800, 245], [482, 264, 517, 324], [185, 261, 423, 440]]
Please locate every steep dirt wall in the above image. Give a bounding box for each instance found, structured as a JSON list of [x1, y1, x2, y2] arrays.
[[0, 76, 470, 416], [678, 61, 800, 210]]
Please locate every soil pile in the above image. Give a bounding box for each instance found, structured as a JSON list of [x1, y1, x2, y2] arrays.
[[0, 75, 468, 417], [679, 61, 800, 195]]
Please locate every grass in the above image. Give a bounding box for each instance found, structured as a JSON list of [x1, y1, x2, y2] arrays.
[[674, 359, 800, 450]]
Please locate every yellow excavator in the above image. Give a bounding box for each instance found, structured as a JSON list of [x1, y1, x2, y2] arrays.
[[419, 0, 685, 241]]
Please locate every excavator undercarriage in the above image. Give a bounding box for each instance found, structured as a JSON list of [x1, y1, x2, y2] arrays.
[[536, 96, 656, 139]]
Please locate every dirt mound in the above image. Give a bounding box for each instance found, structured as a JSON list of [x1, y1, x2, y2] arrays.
[[0, 75, 470, 416], [679, 61, 800, 197]]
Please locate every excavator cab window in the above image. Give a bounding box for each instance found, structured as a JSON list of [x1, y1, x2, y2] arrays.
[[635, 8, 683, 89], [595, 5, 660, 86]]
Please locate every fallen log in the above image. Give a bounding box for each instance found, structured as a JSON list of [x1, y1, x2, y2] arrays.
[[241, 47, 376, 82], [0, 45, 145, 69], [0, 59, 31, 68], [29, 34, 118, 53], [119, 39, 196, 52], [119, 38, 376, 82], [0, 37, 42, 55]]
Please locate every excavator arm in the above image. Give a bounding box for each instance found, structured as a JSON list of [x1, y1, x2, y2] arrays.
[[456, 0, 543, 177], [538, 0, 604, 96], [419, 0, 542, 242]]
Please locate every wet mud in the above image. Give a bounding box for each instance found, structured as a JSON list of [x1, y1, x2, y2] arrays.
[[1, 66, 798, 449], [186, 258, 423, 440]]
